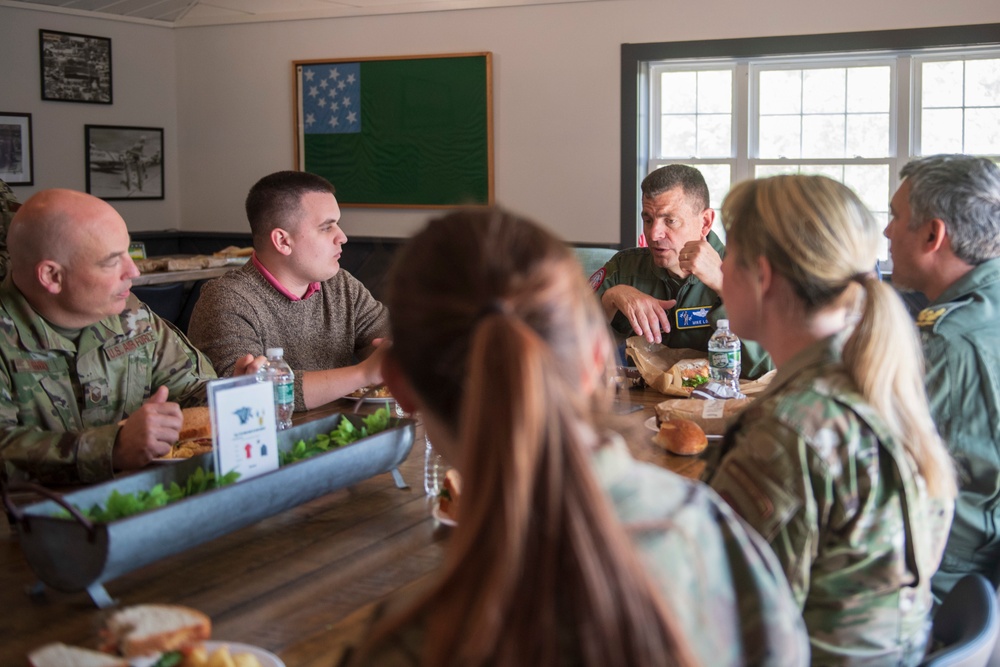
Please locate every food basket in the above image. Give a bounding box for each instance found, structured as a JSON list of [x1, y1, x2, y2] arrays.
[[2, 413, 415, 607]]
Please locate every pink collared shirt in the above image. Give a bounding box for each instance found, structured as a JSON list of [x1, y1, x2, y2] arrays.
[[251, 253, 321, 301]]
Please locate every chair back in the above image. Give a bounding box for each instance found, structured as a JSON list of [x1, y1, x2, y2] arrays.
[[573, 247, 619, 282], [921, 574, 1000, 667]]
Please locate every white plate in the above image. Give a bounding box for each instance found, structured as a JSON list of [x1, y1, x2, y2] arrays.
[[644, 416, 722, 440], [202, 641, 285, 667], [432, 502, 457, 527]]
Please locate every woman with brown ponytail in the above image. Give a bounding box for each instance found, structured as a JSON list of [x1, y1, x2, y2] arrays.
[[704, 175, 957, 665], [346, 208, 808, 667]]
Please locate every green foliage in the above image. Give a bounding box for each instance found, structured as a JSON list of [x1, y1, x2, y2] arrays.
[[63, 468, 241, 524], [279, 406, 392, 466]]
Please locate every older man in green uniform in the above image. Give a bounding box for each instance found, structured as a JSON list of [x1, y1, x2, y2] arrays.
[[594, 164, 772, 378], [884, 154, 1000, 602], [0, 189, 219, 484]]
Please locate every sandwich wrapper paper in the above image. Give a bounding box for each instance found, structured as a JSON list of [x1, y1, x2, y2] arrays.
[[625, 336, 776, 435]]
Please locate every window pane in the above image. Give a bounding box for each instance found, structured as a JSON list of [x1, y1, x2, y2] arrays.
[[698, 114, 732, 157], [802, 115, 846, 158], [754, 164, 796, 178], [662, 71, 697, 114], [803, 69, 845, 114], [922, 61, 964, 108], [760, 70, 802, 114], [661, 114, 696, 156], [759, 115, 801, 158], [843, 164, 889, 215], [803, 164, 845, 180], [847, 67, 890, 113], [965, 108, 1000, 153], [921, 108, 964, 154], [846, 113, 890, 157], [691, 163, 732, 239], [698, 70, 732, 113], [965, 58, 1000, 106]]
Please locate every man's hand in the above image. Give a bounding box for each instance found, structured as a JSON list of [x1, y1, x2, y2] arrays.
[[602, 285, 676, 344], [233, 353, 267, 377], [677, 239, 723, 293], [358, 338, 390, 386], [113, 386, 183, 470]]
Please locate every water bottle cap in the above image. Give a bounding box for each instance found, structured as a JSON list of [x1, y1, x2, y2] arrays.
[[717, 319, 729, 329], [266, 347, 284, 358]]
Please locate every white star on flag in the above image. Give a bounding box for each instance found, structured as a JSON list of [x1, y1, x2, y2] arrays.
[[342, 96, 351, 107], [306, 112, 315, 126], [331, 67, 340, 80], [329, 116, 339, 127], [308, 86, 319, 98], [318, 98, 326, 108], [338, 80, 347, 91], [319, 79, 328, 89], [304, 70, 315, 81], [346, 111, 357, 124]]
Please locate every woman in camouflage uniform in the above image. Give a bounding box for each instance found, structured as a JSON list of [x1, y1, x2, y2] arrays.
[[704, 175, 957, 665], [344, 208, 809, 667]]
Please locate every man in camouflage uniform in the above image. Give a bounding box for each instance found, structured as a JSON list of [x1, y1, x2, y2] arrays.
[[0, 179, 19, 281], [1, 189, 218, 484], [704, 335, 952, 664], [884, 154, 1000, 601], [593, 165, 773, 378]]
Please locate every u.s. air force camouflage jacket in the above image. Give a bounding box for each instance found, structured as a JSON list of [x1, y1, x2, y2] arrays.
[[916, 257, 1000, 602], [704, 335, 952, 666], [593, 231, 774, 380], [0, 276, 216, 484]]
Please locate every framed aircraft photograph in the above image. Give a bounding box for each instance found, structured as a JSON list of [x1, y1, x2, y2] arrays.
[[39, 29, 113, 104], [85, 125, 164, 200], [0, 112, 33, 186]]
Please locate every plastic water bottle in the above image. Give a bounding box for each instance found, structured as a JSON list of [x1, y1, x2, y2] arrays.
[[708, 319, 741, 393], [256, 347, 295, 430], [424, 436, 443, 497]]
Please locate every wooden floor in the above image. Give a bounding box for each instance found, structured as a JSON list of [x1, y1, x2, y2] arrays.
[[0, 387, 704, 666]]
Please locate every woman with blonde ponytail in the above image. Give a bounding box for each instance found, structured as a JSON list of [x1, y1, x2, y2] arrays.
[[344, 207, 807, 667], [704, 175, 957, 665]]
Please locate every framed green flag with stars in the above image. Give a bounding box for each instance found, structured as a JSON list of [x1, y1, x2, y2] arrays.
[[294, 53, 493, 208]]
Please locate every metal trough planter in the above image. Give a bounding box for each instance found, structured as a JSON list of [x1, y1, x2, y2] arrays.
[[3, 413, 414, 607]]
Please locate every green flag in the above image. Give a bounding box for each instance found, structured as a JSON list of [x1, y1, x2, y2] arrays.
[[298, 55, 492, 206]]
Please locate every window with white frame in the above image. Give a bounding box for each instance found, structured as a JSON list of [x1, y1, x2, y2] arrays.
[[645, 49, 1000, 264]]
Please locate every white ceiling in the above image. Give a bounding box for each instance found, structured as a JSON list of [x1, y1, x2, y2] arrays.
[[3, 0, 608, 26]]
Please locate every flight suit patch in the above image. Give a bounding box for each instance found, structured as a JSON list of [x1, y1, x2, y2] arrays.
[[104, 331, 156, 360], [675, 306, 711, 329], [588, 268, 606, 292]]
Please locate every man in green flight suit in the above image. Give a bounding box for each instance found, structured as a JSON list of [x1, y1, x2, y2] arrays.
[[884, 154, 1000, 602], [594, 164, 773, 379], [0, 189, 221, 485]]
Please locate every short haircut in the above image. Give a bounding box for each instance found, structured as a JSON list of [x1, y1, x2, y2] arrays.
[[245, 171, 336, 248], [640, 164, 710, 210], [900, 155, 1000, 265]]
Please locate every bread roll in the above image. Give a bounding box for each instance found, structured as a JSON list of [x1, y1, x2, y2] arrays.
[[100, 604, 211, 658], [29, 643, 127, 667], [654, 418, 708, 456], [178, 407, 211, 441]]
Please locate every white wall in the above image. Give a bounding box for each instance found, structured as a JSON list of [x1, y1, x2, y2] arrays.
[[0, 7, 180, 232], [4, 1, 1000, 242], [175, 0, 1000, 243]]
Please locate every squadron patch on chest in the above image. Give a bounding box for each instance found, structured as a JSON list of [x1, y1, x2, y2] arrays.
[[675, 306, 711, 329], [588, 268, 606, 292]]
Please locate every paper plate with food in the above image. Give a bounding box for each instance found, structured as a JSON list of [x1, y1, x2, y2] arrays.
[[151, 407, 214, 463], [28, 603, 286, 667], [433, 468, 461, 527], [345, 385, 396, 403]]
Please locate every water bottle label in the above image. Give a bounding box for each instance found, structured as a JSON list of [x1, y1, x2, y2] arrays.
[[710, 350, 740, 369], [675, 306, 712, 329], [275, 382, 294, 405]]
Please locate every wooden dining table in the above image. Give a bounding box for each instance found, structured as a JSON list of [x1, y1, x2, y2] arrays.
[[0, 385, 707, 666]]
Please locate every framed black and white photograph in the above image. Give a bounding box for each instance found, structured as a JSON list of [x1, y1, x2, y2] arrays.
[[0, 112, 33, 186], [86, 125, 163, 200], [40, 29, 112, 104]]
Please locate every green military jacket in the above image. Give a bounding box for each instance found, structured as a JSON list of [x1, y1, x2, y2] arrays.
[[704, 336, 952, 666], [0, 180, 18, 281], [345, 436, 810, 667], [0, 276, 216, 484], [594, 232, 774, 379], [918, 258, 1000, 601]]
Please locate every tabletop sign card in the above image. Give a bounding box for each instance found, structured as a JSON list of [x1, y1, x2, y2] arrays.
[[207, 376, 279, 481]]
